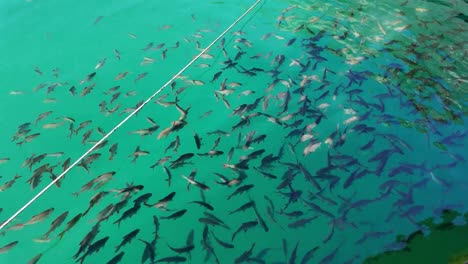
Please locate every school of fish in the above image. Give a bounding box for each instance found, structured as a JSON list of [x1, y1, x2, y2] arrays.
[[0, 0, 467, 263]]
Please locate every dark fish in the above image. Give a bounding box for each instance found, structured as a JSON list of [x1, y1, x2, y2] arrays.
[[252, 201, 269, 232], [189, 200, 214, 211], [300, 246, 319, 264], [227, 184, 254, 200], [145, 192, 176, 210], [162, 166, 172, 187], [134, 193, 153, 206], [288, 216, 318, 229], [155, 256, 187, 263], [57, 213, 82, 240], [167, 244, 195, 254], [83, 191, 109, 216], [113, 205, 141, 227], [27, 253, 42, 264], [73, 223, 100, 260], [232, 221, 258, 241], [80, 72, 96, 85], [139, 239, 156, 263], [194, 132, 202, 149], [211, 231, 234, 248], [211, 71, 222, 83], [161, 209, 187, 220], [229, 201, 255, 215], [289, 241, 299, 264], [107, 252, 125, 264], [37, 211, 69, 240], [115, 229, 140, 252], [235, 243, 255, 263], [77, 236, 109, 264]]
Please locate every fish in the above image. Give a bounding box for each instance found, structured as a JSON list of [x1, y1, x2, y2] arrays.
[[139, 239, 156, 263], [182, 175, 210, 191], [77, 236, 110, 264], [169, 153, 194, 168], [167, 244, 195, 254], [232, 220, 258, 241], [107, 252, 125, 264], [134, 72, 148, 83], [82, 191, 109, 216], [129, 146, 150, 163], [114, 49, 121, 60], [58, 213, 83, 240], [113, 205, 141, 227], [0, 175, 21, 192], [155, 256, 187, 263], [229, 201, 255, 215], [227, 184, 254, 200], [145, 192, 176, 210], [0, 241, 18, 254], [80, 72, 96, 85], [95, 58, 106, 70], [235, 243, 255, 263], [194, 132, 202, 149], [36, 211, 69, 241], [25, 208, 54, 225], [189, 200, 214, 211], [115, 229, 140, 252], [162, 166, 173, 186], [27, 253, 42, 264], [109, 143, 118, 160], [211, 231, 234, 248], [161, 209, 187, 220]]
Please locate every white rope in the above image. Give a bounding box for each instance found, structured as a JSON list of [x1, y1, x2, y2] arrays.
[[0, 0, 262, 231]]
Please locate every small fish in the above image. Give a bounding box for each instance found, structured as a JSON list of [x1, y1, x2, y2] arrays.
[[113, 205, 141, 227], [109, 143, 118, 160], [232, 221, 258, 241], [107, 252, 125, 264], [145, 192, 176, 210], [0, 241, 18, 254], [139, 239, 156, 263], [0, 175, 20, 192], [134, 72, 148, 83], [115, 229, 140, 252], [227, 184, 254, 200], [93, 16, 104, 25], [25, 208, 54, 225], [161, 209, 187, 220], [27, 253, 42, 264], [194, 132, 202, 149], [36, 211, 69, 241], [80, 72, 96, 85], [129, 146, 149, 163], [114, 49, 121, 60], [189, 201, 214, 211], [77, 236, 110, 264], [115, 71, 129, 80], [58, 213, 82, 239], [34, 66, 42, 75], [95, 58, 106, 70], [155, 256, 187, 263], [182, 175, 210, 191]]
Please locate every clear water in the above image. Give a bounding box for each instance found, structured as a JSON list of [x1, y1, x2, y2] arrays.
[[0, 0, 467, 263]]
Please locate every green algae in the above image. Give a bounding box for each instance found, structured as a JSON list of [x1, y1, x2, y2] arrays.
[[364, 210, 468, 264]]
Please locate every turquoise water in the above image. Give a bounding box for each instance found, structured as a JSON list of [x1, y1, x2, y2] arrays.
[[0, 0, 467, 263]]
